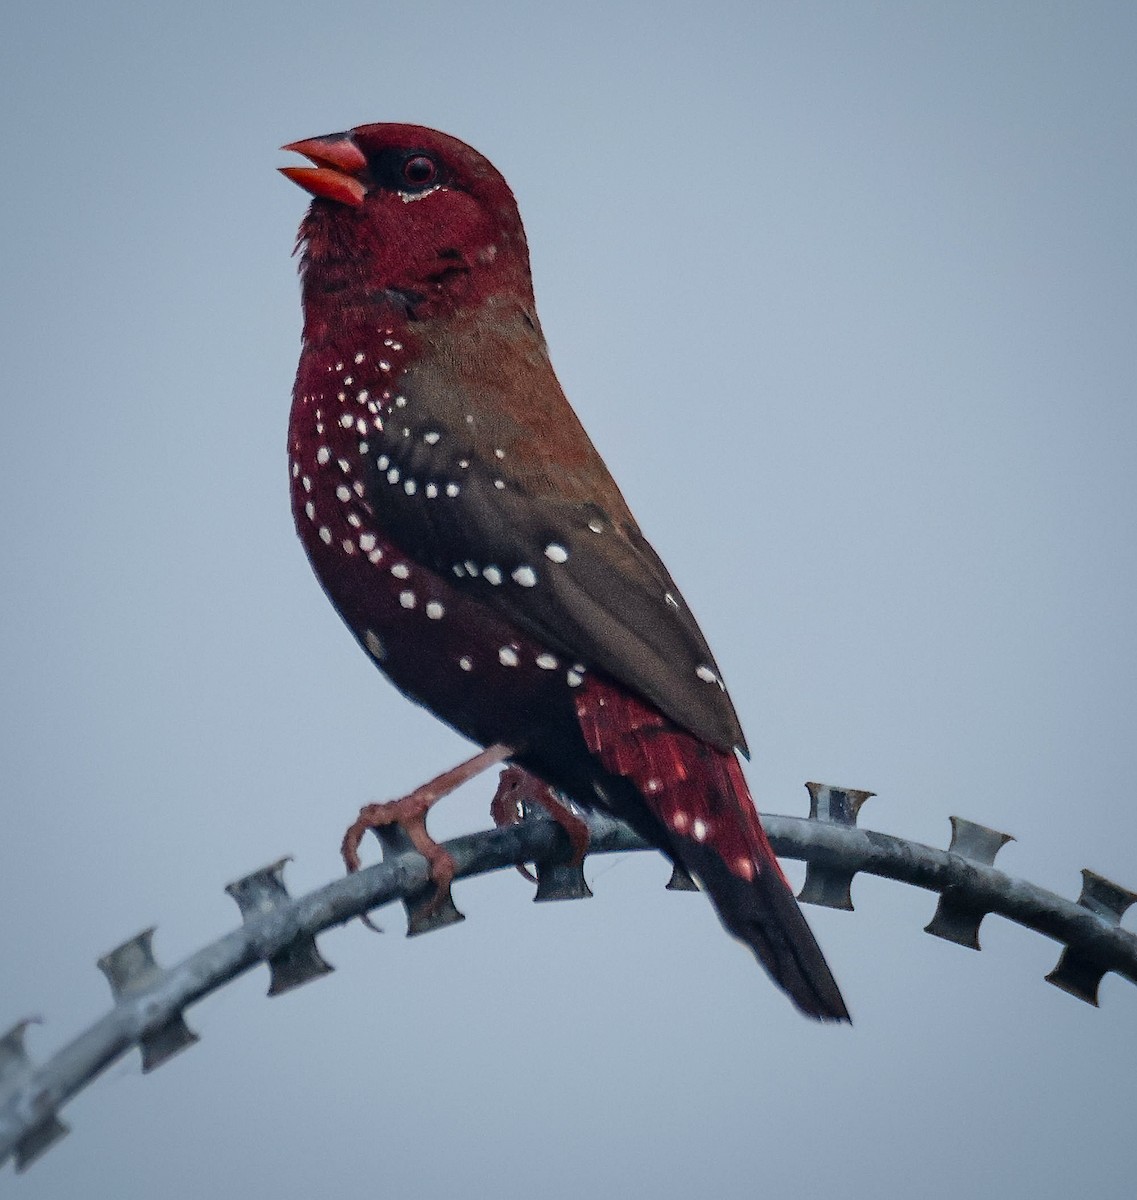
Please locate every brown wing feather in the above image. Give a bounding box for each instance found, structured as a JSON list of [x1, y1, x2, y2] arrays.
[[365, 305, 748, 753]]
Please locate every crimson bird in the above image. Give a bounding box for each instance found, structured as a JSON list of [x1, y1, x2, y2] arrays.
[[281, 123, 848, 1021]]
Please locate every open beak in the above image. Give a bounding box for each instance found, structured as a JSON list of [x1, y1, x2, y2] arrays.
[[279, 134, 368, 207]]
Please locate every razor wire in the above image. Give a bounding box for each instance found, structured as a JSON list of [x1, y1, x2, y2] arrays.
[[2, 781, 1134, 1173]]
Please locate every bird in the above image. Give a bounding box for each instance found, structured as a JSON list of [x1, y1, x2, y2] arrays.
[[280, 123, 849, 1022]]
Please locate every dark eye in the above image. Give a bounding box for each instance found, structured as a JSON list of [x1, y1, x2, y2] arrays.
[[402, 154, 438, 189]]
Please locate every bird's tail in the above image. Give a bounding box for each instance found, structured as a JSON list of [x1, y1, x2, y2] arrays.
[[575, 679, 849, 1022]]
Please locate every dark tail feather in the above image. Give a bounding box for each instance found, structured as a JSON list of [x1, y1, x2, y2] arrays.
[[675, 833, 850, 1022], [575, 678, 849, 1022]]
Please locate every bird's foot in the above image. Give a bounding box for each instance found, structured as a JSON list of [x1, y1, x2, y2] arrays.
[[342, 791, 458, 914], [342, 742, 514, 920], [490, 765, 591, 881]]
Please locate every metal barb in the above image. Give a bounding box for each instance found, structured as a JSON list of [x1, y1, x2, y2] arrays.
[[665, 862, 700, 892], [0, 1021, 69, 1171], [1072, 869, 1137, 923], [518, 793, 593, 903], [535, 861, 594, 902], [798, 782, 875, 910], [96, 930, 199, 1071], [0, 1020, 38, 1087], [924, 817, 1016, 949], [804, 782, 875, 826], [225, 859, 334, 995], [945, 816, 1015, 865], [1045, 870, 1137, 1005]]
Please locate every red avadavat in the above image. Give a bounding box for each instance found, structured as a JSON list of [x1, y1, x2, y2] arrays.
[[282, 123, 847, 1021]]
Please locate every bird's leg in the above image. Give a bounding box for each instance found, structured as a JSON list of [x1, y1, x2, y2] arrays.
[[342, 742, 514, 914], [490, 764, 591, 882]]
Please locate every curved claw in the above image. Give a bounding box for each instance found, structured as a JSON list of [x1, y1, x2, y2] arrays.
[[340, 743, 515, 924], [491, 766, 540, 882], [342, 794, 457, 918], [490, 765, 592, 878]]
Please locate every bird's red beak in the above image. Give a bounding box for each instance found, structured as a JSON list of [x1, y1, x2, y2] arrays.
[[279, 134, 368, 207]]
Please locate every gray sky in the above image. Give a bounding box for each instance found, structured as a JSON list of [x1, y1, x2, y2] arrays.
[[2, 2, 1135, 1196]]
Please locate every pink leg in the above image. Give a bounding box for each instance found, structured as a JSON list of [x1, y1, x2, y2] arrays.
[[342, 743, 514, 911]]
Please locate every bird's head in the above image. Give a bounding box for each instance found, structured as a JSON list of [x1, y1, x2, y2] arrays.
[[281, 123, 535, 326]]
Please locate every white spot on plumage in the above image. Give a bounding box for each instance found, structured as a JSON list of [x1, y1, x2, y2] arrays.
[[367, 548, 383, 564], [493, 479, 505, 490], [338, 459, 350, 473], [357, 389, 369, 403], [379, 359, 391, 372], [340, 414, 353, 428], [391, 563, 410, 579], [356, 418, 368, 435], [359, 533, 377, 552], [424, 431, 440, 445], [302, 476, 312, 492], [358, 441, 369, 454], [498, 646, 520, 667], [692, 819, 708, 842], [453, 564, 465, 577], [459, 459, 469, 469], [446, 483, 460, 497], [483, 566, 503, 585], [365, 630, 385, 659], [536, 653, 558, 670], [566, 669, 584, 687], [387, 467, 400, 484], [377, 455, 389, 470], [316, 447, 330, 465], [336, 485, 351, 502], [464, 560, 478, 575], [459, 656, 473, 671], [426, 601, 444, 620], [511, 565, 538, 587], [544, 543, 569, 563], [304, 501, 315, 520], [399, 590, 416, 609], [353, 481, 365, 496], [696, 665, 718, 684], [347, 513, 361, 528], [291, 461, 299, 478], [404, 480, 417, 495], [341, 539, 355, 554], [395, 395, 408, 408], [344, 376, 353, 386], [645, 778, 662, 794], [588, 519, 604, 534], [665, 592, 680, 609], [319, 526, 332, 544], [425, 483, 438, 498], [494, 448, 505, 459]]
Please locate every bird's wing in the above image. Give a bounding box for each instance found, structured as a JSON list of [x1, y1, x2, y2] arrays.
[[361, 338, 748, 755]]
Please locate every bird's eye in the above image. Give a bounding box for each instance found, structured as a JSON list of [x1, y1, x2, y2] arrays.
[[402, 154, 438, 189]]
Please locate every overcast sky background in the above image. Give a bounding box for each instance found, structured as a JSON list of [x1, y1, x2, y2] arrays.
[[2, 2, 1135, 1197]]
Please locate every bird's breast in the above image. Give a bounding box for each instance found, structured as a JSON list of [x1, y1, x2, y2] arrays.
[[287, 327, 592, 750]]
